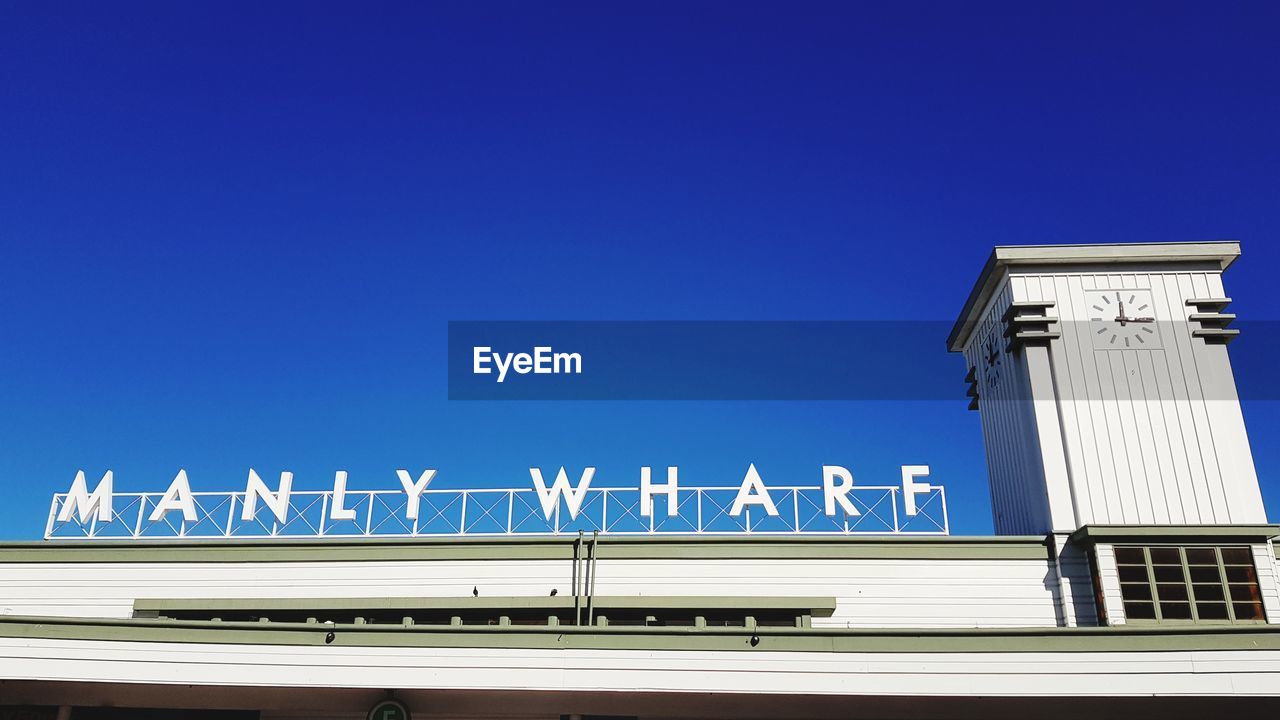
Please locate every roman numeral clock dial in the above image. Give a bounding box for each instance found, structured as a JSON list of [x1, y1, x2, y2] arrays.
[[1085, 289, 1161, 349]]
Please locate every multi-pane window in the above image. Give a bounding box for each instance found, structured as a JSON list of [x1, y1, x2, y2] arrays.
[[1115, 545, 1265, 623]]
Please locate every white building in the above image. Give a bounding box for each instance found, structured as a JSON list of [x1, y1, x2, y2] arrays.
[[1, 241, 1276, 719]]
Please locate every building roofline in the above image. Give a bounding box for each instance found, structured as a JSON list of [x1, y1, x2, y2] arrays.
[[0, 534, 1051, 563], [947, 241, 1242, 352]]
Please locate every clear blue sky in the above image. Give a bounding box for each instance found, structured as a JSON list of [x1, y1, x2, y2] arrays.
[[2, 2, 1277, 537]]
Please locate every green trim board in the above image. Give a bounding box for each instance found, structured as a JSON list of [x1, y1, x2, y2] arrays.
[[0, 535, 1051, 563], [1071, 525, 1280, 545], [133, 595, 839, 615], [1, 614, 1279, 654]]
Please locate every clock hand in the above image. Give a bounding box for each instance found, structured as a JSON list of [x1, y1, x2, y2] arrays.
[[1115, 300, 1128, 327]]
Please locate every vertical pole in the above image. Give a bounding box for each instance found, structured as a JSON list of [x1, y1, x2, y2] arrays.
[[891, 488, 900, 533], [600, 489, 608, 533], [586, 531, 599, 626], [573, 531, 583, 626], [134, 497, 147, 538], [507, 490, 515, 534], [225, 495, 237, 537], [792, 489, 800, 533], [364, 492, 373, 536], [460, 491, 468, 536], [939, 487, 950, 535], [44, 496, 58, 539], [697, 489, 703, 533]]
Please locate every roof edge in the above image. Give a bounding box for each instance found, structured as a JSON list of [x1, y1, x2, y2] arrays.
[[0, 534, 1052, 563], [947, 241, 1242, 352], [1070, 523, 1280, 545]]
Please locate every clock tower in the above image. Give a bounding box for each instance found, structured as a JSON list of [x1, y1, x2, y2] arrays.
[[949, 241, 1264, 536]]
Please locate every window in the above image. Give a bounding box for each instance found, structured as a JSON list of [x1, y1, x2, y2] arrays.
[[1115, 545, 1265, 623]]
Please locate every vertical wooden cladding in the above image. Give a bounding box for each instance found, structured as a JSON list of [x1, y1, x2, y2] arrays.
[[963, 281, 1053, 535], [987, 268, 1265, 529]]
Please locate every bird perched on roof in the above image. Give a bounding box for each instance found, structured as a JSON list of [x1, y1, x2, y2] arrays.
[[550, 588, 558, 596], [472, 586, 478, 597]]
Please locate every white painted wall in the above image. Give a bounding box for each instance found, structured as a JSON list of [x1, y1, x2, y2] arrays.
[[1, 637, 1278, 698], [595, 558, 1062, 628], [0, 555, 1064, 628], [964, 265, 1267, 532], [1251, 543, 1280, 624], [1093, 543, 1127, 625], [963, 278, 1054, 535]]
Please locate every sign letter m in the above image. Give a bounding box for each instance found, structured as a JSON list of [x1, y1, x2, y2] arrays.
[[57, 470, 114, 523]]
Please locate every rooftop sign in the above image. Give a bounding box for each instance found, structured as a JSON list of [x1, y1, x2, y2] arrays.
[[45, 464, 949, 539]]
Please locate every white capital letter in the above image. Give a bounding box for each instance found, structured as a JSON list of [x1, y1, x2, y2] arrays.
[[149, 469, 198, 522], [242, 469, 293, 523], [821, 466, 861, 517], [57, 470, 114, 523], [529, 466, 595, 520], [730, 463, 779, 517], [329, 470, 357, 520], [534, 346, 552, 373], [397, 468, 437, 520], [901, 465, 933, 516], [640, 466, 679, 517], [473, 347, 491, 374]]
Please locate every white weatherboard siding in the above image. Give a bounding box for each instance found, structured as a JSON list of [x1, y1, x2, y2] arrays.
[[0, 556, 1062, 628], [1050, 534, 1099, 626], [593, 558, 1061, 628], [1253, 543, 1280, 623], [0, 560, 572, 618], [1, 638, 1279, 697]]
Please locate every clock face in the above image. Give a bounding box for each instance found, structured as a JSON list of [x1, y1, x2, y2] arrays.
[[1085, 289, 1161, 349], [981, 328, 1002, 389]]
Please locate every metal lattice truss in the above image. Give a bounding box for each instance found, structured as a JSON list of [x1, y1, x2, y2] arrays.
[[45, 485, 949, 539]]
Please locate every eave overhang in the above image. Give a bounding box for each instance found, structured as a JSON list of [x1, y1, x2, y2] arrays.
[[947, 241, 1242, 352], [1070, 523, 1280, 546]]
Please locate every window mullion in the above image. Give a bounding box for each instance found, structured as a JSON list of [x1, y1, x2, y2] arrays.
[[1214, 547, 1235, 623], [1180, 547, 1199, 622], [1145, 547, 1162, 622]]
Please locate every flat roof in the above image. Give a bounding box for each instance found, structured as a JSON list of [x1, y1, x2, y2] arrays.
[[947, 241, 1241, 352]]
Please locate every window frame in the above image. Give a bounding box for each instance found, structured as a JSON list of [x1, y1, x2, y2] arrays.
[[1114, 544, 1266, 625]]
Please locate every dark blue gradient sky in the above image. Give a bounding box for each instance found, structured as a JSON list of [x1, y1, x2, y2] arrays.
[[2, 1, 1278, 536]]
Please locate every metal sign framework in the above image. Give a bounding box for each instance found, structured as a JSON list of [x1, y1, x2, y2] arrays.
[[45, 484, 949, 540]]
